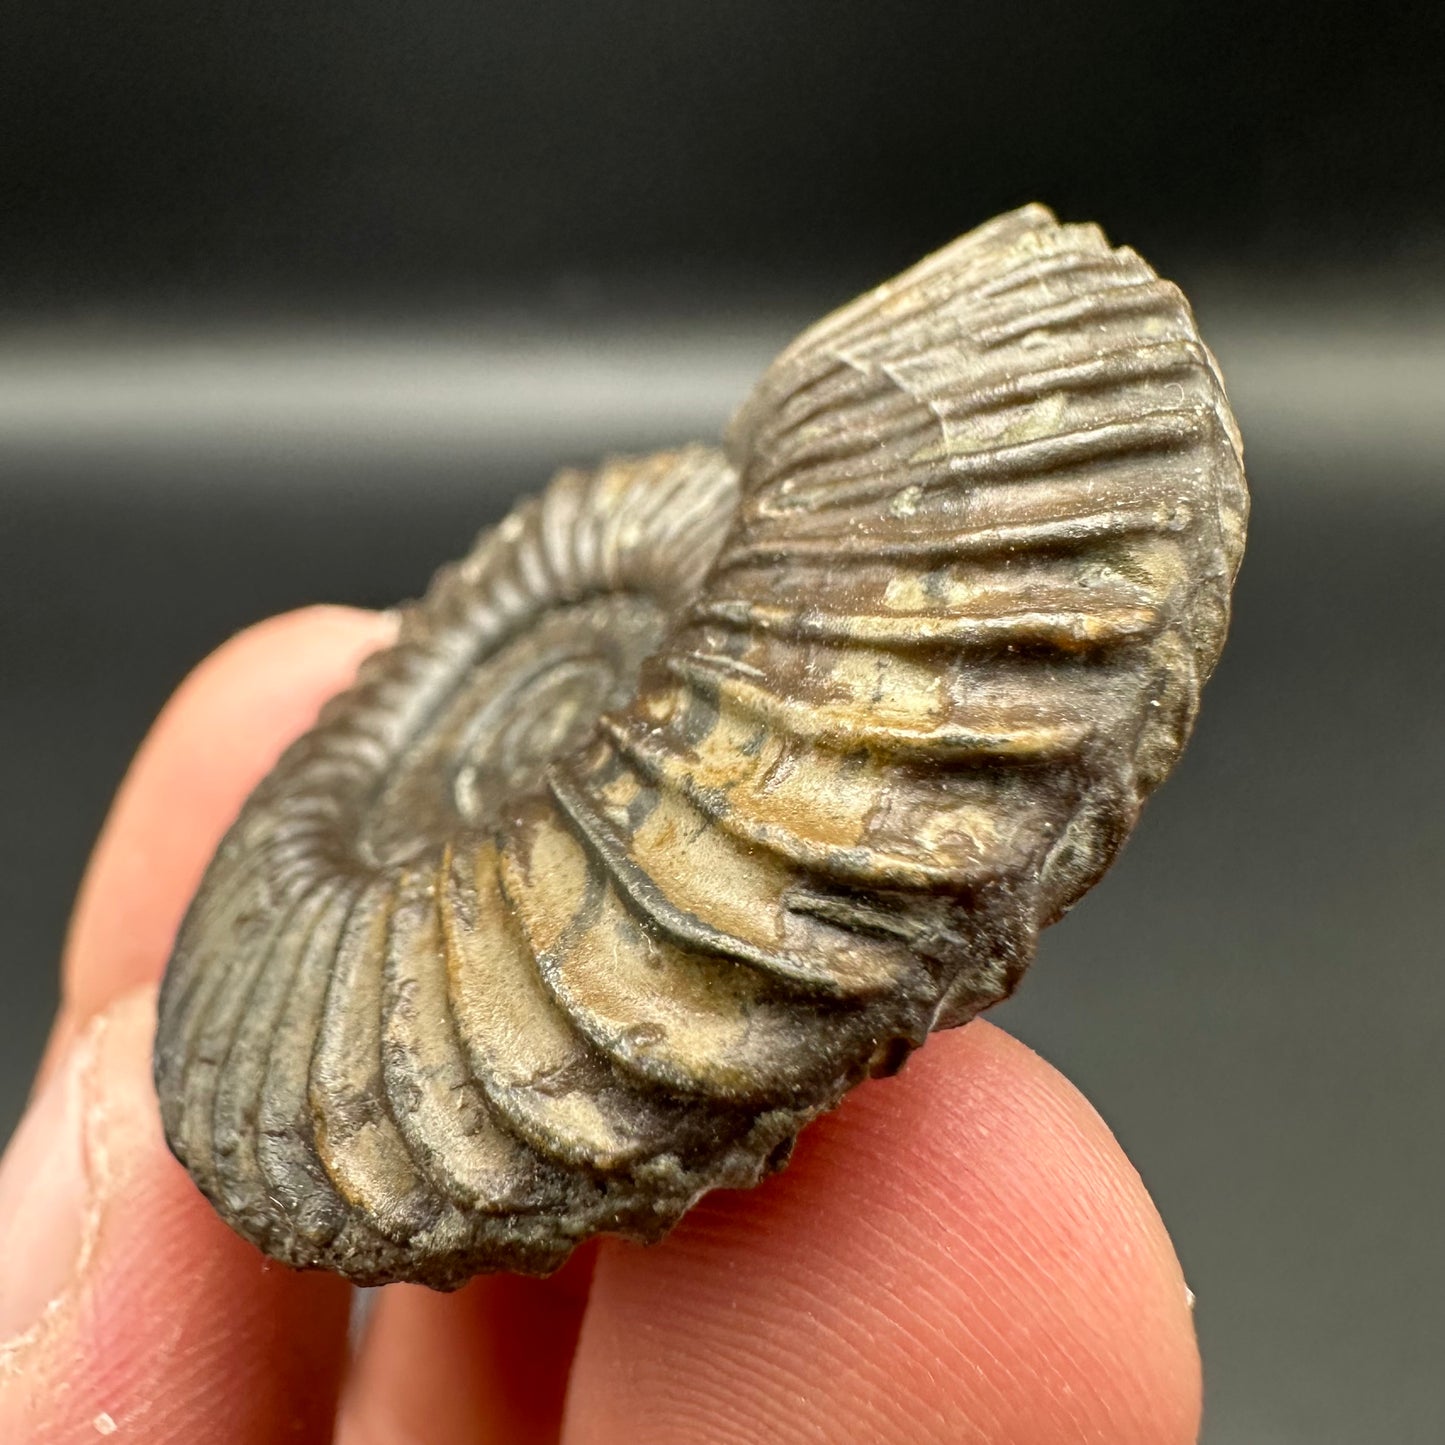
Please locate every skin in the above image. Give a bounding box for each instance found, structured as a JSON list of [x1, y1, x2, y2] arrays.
[[0, 606, 1202, 1444]]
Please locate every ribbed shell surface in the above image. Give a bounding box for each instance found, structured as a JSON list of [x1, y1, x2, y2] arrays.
[[153, 205, 1247, 1287]]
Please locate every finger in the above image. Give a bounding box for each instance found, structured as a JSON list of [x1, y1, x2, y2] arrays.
[[61, 604, 397, 1025], [338, 1245, 597, 1445], [2, 608, 394, 1441], [32, 605, 395, 1094], [564, 1021, 1201, 1445], [0, 987, 351, 1444]]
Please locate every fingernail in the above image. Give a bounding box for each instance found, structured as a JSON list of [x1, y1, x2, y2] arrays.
[[0, 1029, 93, 1340]]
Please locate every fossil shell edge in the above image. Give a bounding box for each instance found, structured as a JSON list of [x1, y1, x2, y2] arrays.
[[153, 204, 1247, 1288]]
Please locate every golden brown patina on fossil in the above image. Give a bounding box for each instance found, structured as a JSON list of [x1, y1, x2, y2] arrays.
[[153, 205, 1248, 1289]]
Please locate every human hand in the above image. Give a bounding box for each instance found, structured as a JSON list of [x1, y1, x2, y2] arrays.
[[0, 606, 1201, 1444]]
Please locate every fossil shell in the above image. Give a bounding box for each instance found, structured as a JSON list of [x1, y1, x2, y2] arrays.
[[153, 204, 1247, 1288]]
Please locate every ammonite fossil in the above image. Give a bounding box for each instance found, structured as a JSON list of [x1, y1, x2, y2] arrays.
[[154, 204, 1248, 1288]]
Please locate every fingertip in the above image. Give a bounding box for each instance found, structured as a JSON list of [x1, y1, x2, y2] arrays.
[[61, 605, 396, 1023], [567, 1021, 1200, 1445]]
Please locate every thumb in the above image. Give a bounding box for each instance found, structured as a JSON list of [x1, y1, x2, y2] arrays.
[[0, 986, 350, 1444]]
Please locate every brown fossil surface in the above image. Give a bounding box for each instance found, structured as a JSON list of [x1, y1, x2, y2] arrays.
[[153, 204, 1248, 1288]]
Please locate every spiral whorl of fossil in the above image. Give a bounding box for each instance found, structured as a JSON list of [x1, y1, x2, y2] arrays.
[[154, 205, 1247, 1287]]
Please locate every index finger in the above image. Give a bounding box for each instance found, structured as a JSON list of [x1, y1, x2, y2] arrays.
[[59, 605, 397, 1028], [1, 606, 394, 1444]]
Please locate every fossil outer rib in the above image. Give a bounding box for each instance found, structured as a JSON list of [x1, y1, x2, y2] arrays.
[[153, 204, 1248, 1288]]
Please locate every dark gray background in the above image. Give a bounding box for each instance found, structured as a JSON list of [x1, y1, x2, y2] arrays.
[[2, 4, 1442, 1442]]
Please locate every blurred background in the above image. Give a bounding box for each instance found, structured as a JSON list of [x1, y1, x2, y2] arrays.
[[2, 3, 1441, 1440]]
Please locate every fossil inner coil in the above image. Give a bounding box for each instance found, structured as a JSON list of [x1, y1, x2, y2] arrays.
[[362, 592, 674, 863], [153, 204, 1247, 1288]]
